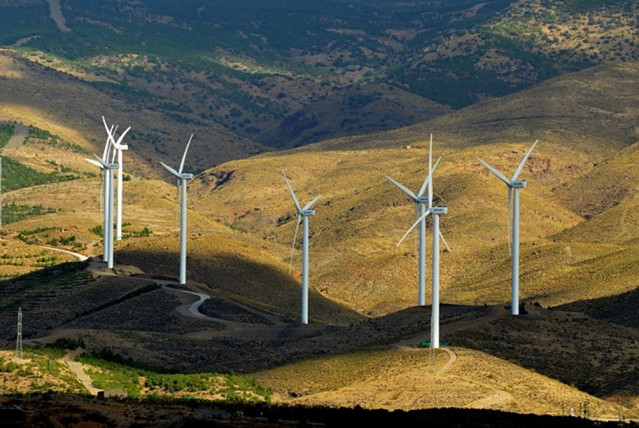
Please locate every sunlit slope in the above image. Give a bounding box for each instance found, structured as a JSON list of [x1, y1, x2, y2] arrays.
[[190, 140, 587, 316], [554, 141, 639, 219], [253, 347, 623, 418], [0, 175, 229, 277]]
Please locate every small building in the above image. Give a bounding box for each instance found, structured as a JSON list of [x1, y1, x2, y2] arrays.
[[98, 389, 127, 399]]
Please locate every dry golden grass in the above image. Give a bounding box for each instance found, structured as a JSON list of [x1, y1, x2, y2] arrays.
[[253, 346, 627, 418]]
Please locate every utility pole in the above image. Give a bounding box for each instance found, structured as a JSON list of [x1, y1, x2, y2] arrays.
[[16, 307, 22, 359]]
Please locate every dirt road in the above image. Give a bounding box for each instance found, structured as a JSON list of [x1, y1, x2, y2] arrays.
[[47, 0, 71, 32], [4, 123, 28, 149], [63, 349, 101, 396]]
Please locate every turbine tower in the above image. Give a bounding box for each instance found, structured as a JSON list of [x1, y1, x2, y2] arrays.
[[386, 153, 441, 306], [89, 154, 118, 269], [102, 116, 130, 241], [397, 136, 449, 349], [0, 156, 3, 229], [161, 135, 194, 285], [86, 129, 117, 264], [476, 139, 538, 316], [282, 171, 320, 325]]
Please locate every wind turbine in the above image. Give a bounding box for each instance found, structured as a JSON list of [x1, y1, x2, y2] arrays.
[[160, 135, 194, 285], [282, 171, 320, 325], [86, 126, 117, 264], [476, 140, 538, 316], [396, 135, 449, 349], [386, 158, 441, 306], [102, 116, 130, 241]]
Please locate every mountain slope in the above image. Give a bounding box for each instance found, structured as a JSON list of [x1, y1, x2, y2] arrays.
[[0, 0, 635, 153]]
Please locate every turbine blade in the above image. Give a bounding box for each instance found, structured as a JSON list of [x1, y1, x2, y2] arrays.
[[161, 161, 180, 178], [439, 231, 452, 253], [114, 126, 131, 150], [288, 215, 302, 273], [507, 186, 513, 256], [282, 171, 302, 213], [386, 175, 417, 201], [422, 133, 433, 199], [303, 195, 321, 211], [102, 123, 116, 161], [92, 153, 108, 168], [422, 157, 442, 206], [178, 134, 194, 175], [102, 116, 115, 145], [511, 139, 539, 181], [398, 209, 431, 247], [477, 157, 510, 186], [85, 158, 104, 169]]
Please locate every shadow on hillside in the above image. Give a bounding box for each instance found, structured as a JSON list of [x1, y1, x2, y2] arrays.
[[0, 392, 614, 427], [447, 300, 639, 401], [117, 248, 364, 326], [555, 287, 639, 329], [0, 261, 90, 338]]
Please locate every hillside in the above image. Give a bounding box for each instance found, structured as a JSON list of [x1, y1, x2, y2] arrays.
[[0, 0, 636, 156], [185, 61, 639, 316]]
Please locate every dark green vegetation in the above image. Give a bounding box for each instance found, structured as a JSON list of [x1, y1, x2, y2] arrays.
[[1, 204, 57, 225], [0, 157, 78, 192], [24, 126, 87, 154], [75, 350, 271, 402], [0, 123, 14, 148]]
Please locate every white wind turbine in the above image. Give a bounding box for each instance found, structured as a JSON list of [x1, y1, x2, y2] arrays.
[[396, 136, 450, 349], [282, 171, 320, 325], [86, 125, 117, 265], [476, 139, 538, 316], [160, 135, 194, 285], [102, 116, 130, 241], [387, 158, 441, 306]]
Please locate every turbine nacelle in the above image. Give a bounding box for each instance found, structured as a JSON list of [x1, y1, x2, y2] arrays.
[[510, 180, 527, 189], [91, 154, 118, 170], [182, 173, 194, 180], [300, 209, 315, 216], [431, 206, 448, 215]]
